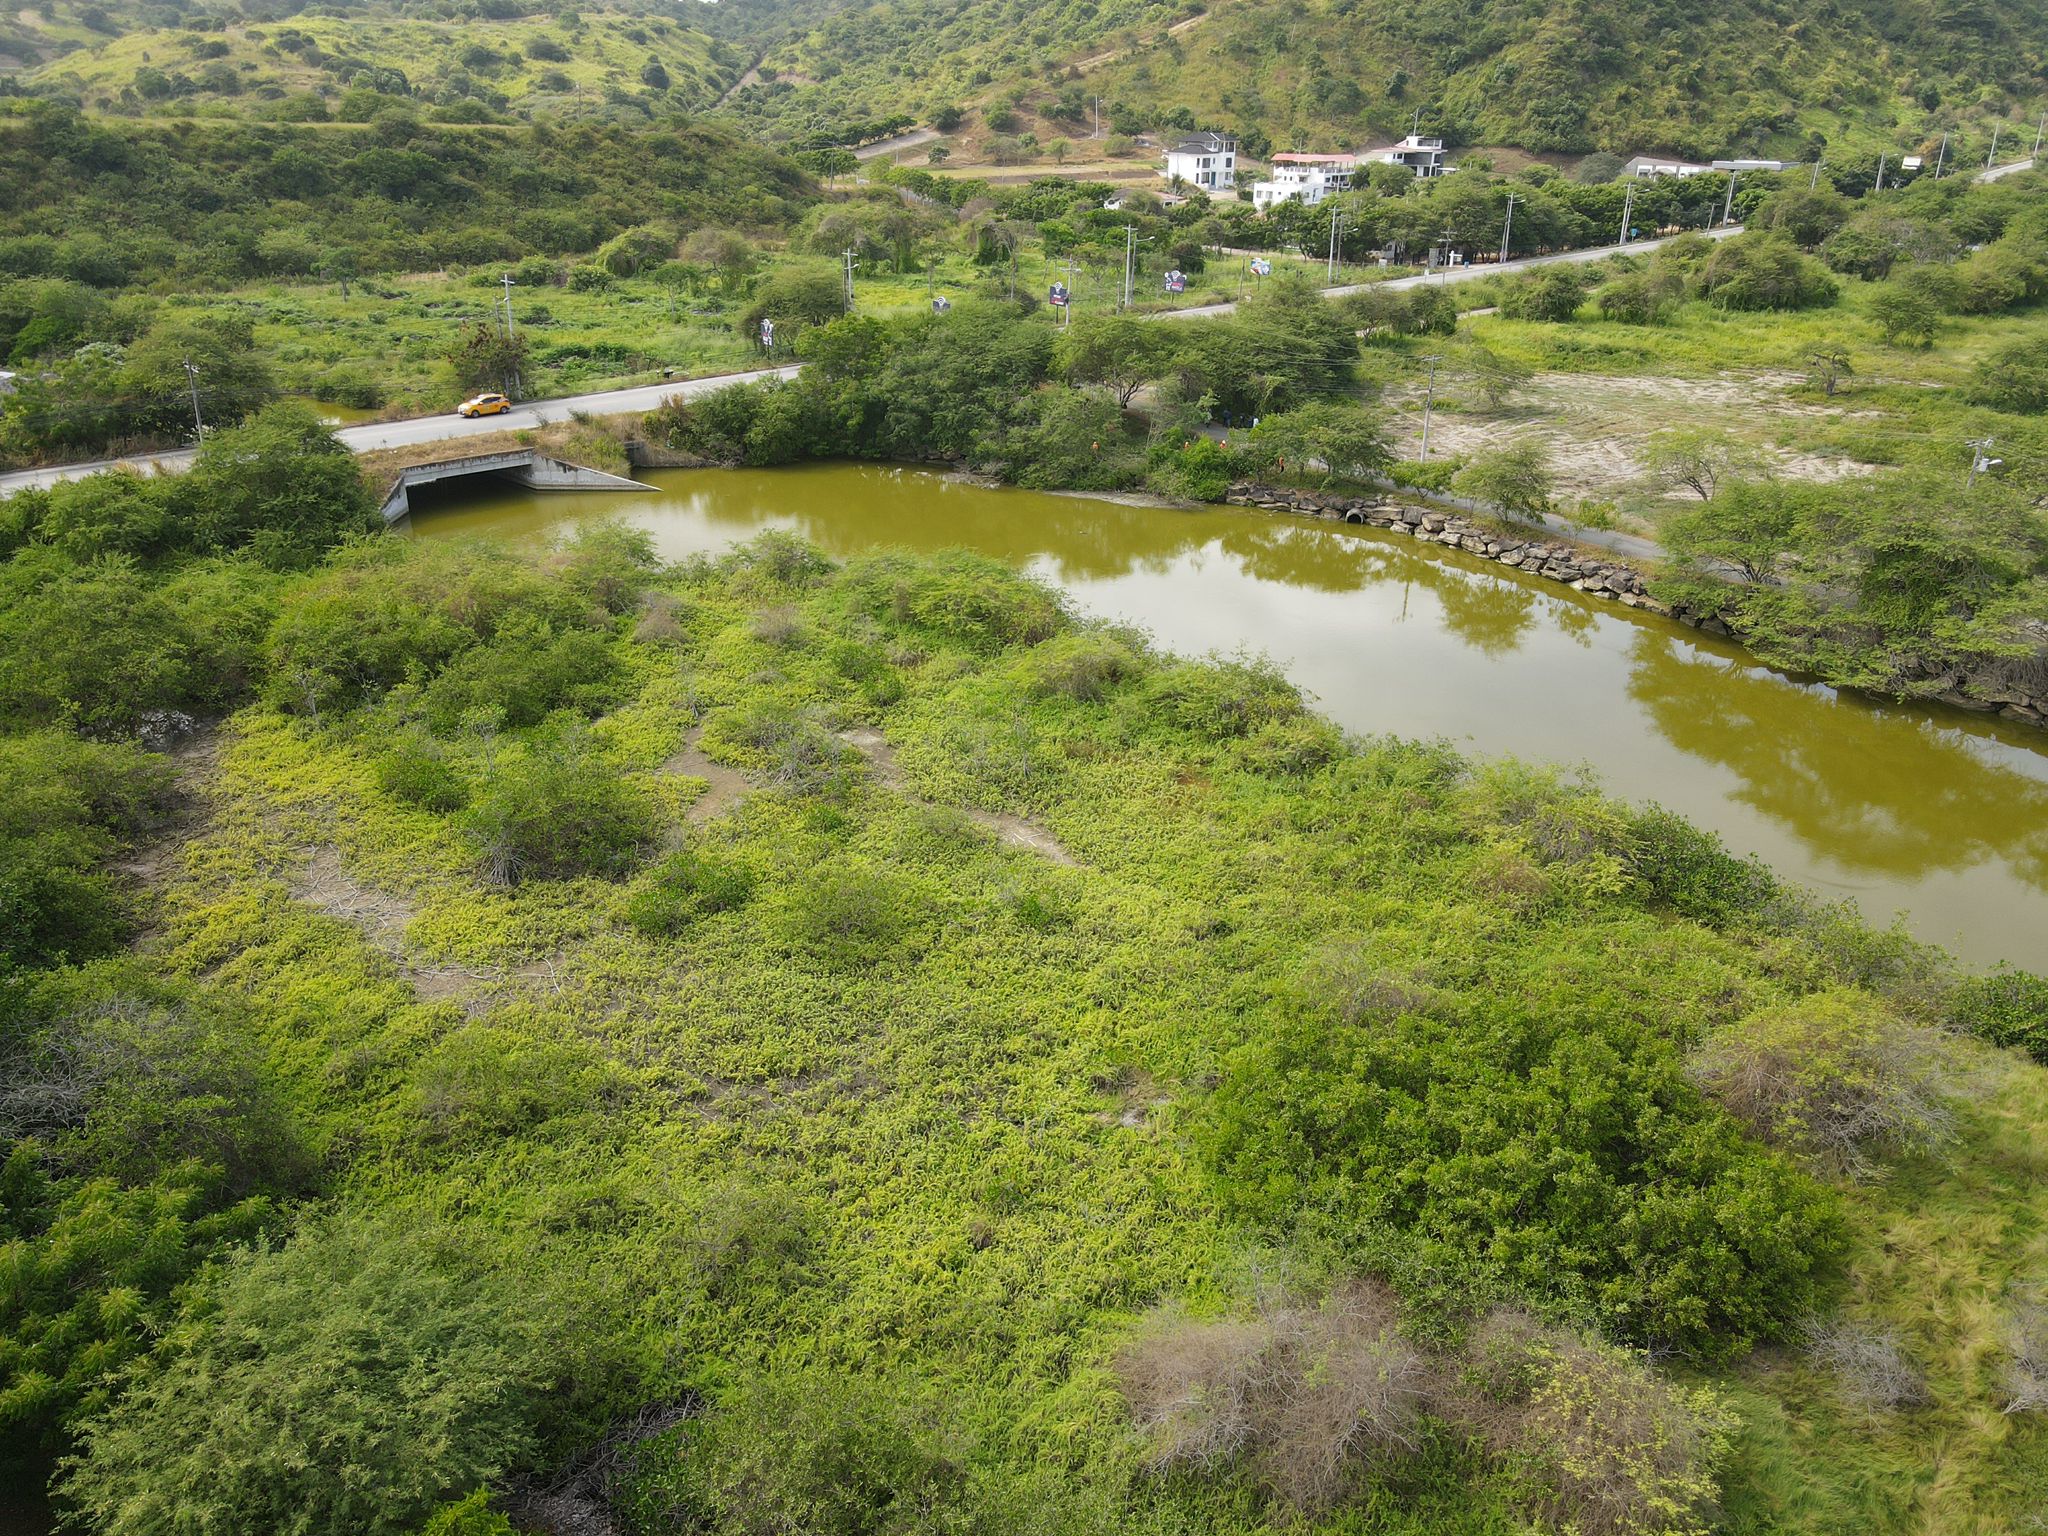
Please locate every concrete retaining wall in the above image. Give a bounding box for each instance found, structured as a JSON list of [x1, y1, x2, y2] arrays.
[[379, 451, 654, 522]]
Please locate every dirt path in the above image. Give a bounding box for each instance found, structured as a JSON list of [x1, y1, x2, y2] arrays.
[[838, 726, 1078, 865], [660, 722, 751, 822]]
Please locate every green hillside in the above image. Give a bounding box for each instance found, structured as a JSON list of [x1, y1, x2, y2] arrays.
[[721, 0, 2048, 159], [12, 0, 745, 121]]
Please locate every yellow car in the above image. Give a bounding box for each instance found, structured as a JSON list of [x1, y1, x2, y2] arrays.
[[458, 392, 512, 418]]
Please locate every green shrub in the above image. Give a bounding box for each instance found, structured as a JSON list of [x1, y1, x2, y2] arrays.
[[267, 541, 599, 717], [1623, 807, 1777, 927], [12, 972, 314, 1199], [419, 626, 621, 733], [1145, 656, 1304, 741], [0, 732, 176, 968], [416, 1491, 515, 1536], [1025, 630, 1144, 702], [621, 1368, 969, 1536], [461, 719, 656, 885], [57, 1214, 547, 1536], [623, 847, 756, 937], [1495, 1332, 1738, 1536], [406, 1026, 616, 1149], [1689, 990, 1957, 1176], [1970, 334, 2048, 413], [1948, 969, 2048, 1063], [769, 865, 924, 969], [683, 1175, 818, 1301], [842, 549, 1064, 651], [1201, 995, 1848, 1356], [374, 731, 470, 812]]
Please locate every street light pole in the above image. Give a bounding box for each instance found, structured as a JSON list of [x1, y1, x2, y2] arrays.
[[1499, 193, 1518, 264], [1966, 436, 1997, 490], [1418, 353, 1442, 460], [181, 358, 202, 438]]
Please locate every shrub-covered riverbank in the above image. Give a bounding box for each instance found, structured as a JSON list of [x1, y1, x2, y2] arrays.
[[4, 495, 2047, 1531]]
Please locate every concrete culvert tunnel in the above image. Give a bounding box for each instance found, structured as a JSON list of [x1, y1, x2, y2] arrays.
[[379, 450, 654, 524]]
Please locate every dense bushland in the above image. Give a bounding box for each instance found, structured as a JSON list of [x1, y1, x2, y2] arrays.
[[4, 494, 2045, 1533]]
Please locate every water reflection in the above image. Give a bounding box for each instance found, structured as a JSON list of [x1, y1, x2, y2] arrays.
[[1628, 629, 2048, 887], [406, 462, 2048, 965]]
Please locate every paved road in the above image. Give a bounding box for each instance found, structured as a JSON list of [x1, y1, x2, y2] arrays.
[[853, 128, 938, 161], [0, 227, 1742, 496], [0, 367, 799, 497], [1978, 156, 2037, 182], [1162, 224, 1744, 319]]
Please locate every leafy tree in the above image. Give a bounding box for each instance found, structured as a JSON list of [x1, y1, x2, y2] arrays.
[[1499, 266, 1586, 322], [1462, 344, 1533, 410], [1867, 281, 1940, 347], [179, 403, 377, 568], [999, 387, 1139, 490], [448, 321, 528, 397], [738, 264, 846, 346], [57, 1215, 547, 1536], [1249, 401, 1392, 485], [1971, 334, 2048, 413], [1642, 428, 1764, 502], [118, 314, 276, 440], [1454, 441, 1555, 517], [1696, 235, 1839, 311], [1054, 315, 1173, 407]]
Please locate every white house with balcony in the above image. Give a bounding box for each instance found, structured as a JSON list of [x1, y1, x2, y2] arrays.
[[1622, 154, 1714, 178], [1162, 131, 1237, 191], [1364, 133, 1450, 178], [1250, 152, 1359, 210]]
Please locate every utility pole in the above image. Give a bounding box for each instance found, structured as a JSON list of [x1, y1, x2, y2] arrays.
[[2035, 112, 2045, 157], [1986, 123, 2001, 170], [1093, 95, 1101, 139], [181, 358, 202, 438], [1326, 209, 1345, 284], [1809, 157, 1823, 190], [842, 248, 856, 312], [1123, 225, 1135, 308], [1720, 169, 1739, 226], [500, 273, 516, 338], [1934, 130, 1949, 179], [1418, 353, 1442, 460], [1618, 179, 1635, 246], [1499, 192, 1518, 264], [1966, 436, 1997, 489], [1873, 154, 1887, 193]]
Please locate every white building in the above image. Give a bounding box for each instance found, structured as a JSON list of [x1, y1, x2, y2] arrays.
[[1364, 133, 1450, 178], [1622, 154, 1714, 178], [1251, 152, 1359, 210], [1162, 131, 1236, 191]]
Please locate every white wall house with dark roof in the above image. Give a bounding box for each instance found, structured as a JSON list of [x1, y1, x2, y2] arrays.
[[1163, 132, 1237, 190]]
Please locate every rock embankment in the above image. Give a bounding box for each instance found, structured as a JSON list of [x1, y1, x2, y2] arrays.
[[1225, 482, 2048, 730], [1225, 482, 1681, 617]]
